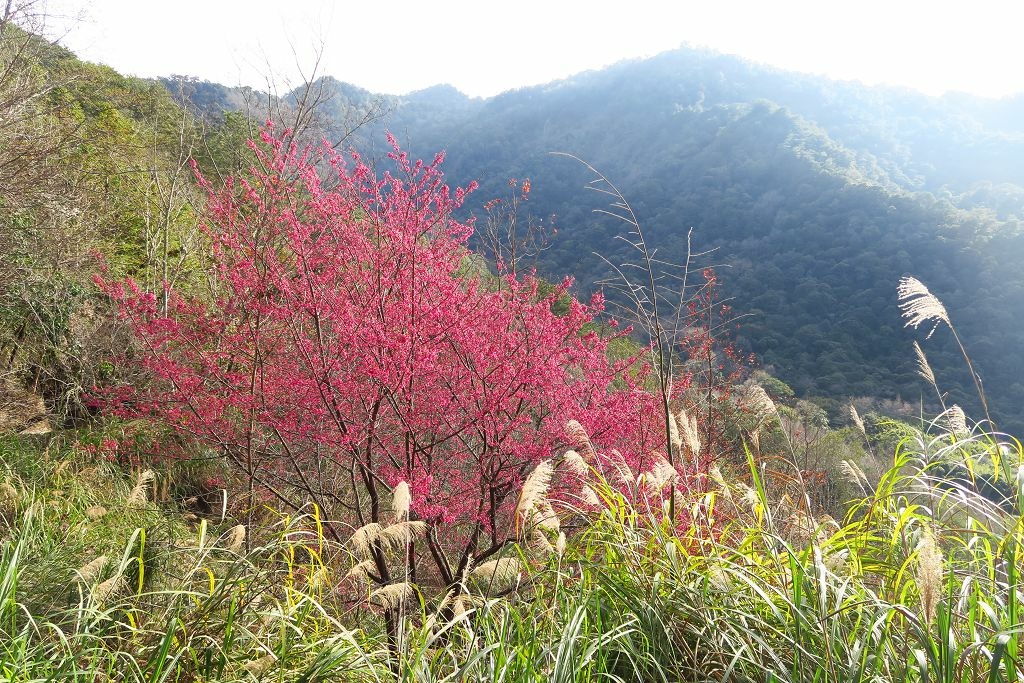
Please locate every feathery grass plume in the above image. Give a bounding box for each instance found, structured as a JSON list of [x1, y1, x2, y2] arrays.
[[945, 405, 969, 438], [534, 500, 559, 532], [93, 575, 123, 602], [787, 509, 817, 545], [348, 523, 383, 558], [0, 481, 18, 514], [560, 449, 589, 477], [579, 485, 601, 508], [369, 582, 415, 610], [678, 409, 701, 458], [453, 593, 485, 617], [897, 276, 950, 339], [913, 341, 937, 386], [77, 555, 109, 584], [565, 419, 596, 461], [471, 557, 522, 587], [667, 412, 683, 453], [748, 428, 761, 454], [555, 531, 566, 557], [344, 559, 376, 581], [391, 481, 410, 523], [242, 654, 277, 677], [527, 528, 555, 555], [84, 505, 107, 521], [739, 484, 759, 514], [126, 469, 155, 508], [606, 448, 635, 486], [746, 385, 778, 424], [515, 459, 553, 532], [916, 526, 944, 624], [642, 456, 678, 494], [840, 460, 869, 495], [849, 404, 866, 436], [709, 466, 734, 504], [377, 520, 428, 552], [224, 524, 246, 552]]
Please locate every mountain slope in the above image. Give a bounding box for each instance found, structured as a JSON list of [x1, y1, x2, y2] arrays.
[[167, 48, 1024, 429]]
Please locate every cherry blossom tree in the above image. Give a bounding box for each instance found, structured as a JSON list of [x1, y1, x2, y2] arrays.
[[97, 127, 664, 587]]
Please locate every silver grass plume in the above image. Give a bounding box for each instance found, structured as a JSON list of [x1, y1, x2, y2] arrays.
[[377, 520, 428, 552], [642, 456, 678, 494], [516, 460, 553, 532], [471, 557, 522, 589], [916, 526, 944, 624], [913, 341, 937, 386], [840, 460, 869, 495], [224, 524, 246, 552], [527, 528, 555, 555], [945, 405, 969, 438], [0, 481, 18, 511], [849, 404, 866, 436], [897, 277, 950, 339], [746, 386, 778, 425], [451, 593, 484, 617], [242, 654, 277, 677], [369, 582, 415, 610], [93, 575, 124, 602], [565, 420, 596, 461], [391, 481, 410, 523], [127, 469, 155, 508], [667, 412, 683, 453], [348, 523, 383, 558], [678, 409, 702, 458], [579, 485, 601, 508], [555, 531, 567, 557], [709, 466, 734, 505], [77, 555, 109, 584], [606, 448, 634, 486], [345, 559, 376, 581], [560, 450, 589, 477], [534, 500, 559, 533]]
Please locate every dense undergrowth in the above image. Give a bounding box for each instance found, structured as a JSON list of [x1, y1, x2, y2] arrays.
[[2, 413, 1022, 682]]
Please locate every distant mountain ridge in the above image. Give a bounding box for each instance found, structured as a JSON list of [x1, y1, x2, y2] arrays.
[[161, 48, 1024, 430]]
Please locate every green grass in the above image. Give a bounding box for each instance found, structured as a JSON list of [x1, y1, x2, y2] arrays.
[[1, 420, 1022, 682]]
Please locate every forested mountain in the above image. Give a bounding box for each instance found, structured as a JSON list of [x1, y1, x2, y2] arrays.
[[173, 47, 1021, 431]]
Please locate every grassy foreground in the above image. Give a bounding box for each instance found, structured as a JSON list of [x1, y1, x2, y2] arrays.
[[1, 421, 1022, 682]]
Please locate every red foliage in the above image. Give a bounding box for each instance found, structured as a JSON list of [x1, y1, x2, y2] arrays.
[[96, 128, 663, 571]]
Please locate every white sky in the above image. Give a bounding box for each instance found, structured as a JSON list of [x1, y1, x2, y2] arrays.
[[45, 0, 1024, 99]]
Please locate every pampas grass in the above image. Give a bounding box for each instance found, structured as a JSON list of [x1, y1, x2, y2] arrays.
[[93, 575, 123, 602], [565, 420, 596, 461], [916, 526, 943, 624], [376, 520, 427, 552], [126, 469, 155, 508], [677, 409, 701, 459], [560, 450, 589, 477], [897, 276, 950, 338], [471, 557, 522, 590], [369, 582, 414, 610], [345, 559, 376, 582], [77, 555, 109, 584], [391, 481, 410, 523], [348, 523, 383, 558], [516, 460, 553, 532], [242, 653, 277, 677], [224, 524, 246, 552]]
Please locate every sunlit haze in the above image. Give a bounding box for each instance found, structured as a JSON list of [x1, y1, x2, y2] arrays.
[[48, 0, 1024, 99]]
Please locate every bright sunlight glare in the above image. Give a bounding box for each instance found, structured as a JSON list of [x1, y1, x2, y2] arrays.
[[47, 0, 1024, 99]]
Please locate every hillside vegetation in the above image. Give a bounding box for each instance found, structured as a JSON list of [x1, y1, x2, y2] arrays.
[[169, 49, 1024, 431], [2, 12, 1024, 682]]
